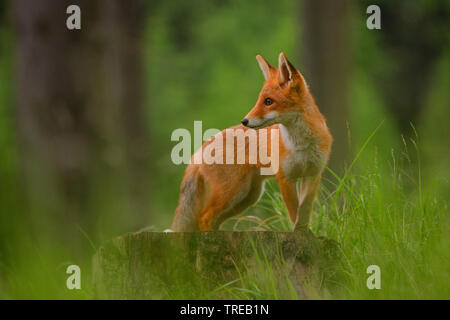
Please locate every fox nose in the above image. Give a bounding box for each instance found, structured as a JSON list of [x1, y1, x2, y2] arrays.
[[241, 118, 249, 126]]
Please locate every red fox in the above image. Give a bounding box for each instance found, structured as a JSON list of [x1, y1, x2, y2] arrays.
[[169, 53, 332, 232]]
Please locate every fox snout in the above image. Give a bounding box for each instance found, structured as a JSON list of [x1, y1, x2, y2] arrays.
[[241, 112, 279, 129]]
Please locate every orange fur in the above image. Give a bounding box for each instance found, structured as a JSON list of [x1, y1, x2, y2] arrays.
[[170, 53, 332, 232]]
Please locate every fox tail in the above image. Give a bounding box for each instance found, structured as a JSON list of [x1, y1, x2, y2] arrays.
[[170, 166, 205, 231]]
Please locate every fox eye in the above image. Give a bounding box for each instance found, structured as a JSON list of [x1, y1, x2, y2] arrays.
[[264, 97, 274, 106]]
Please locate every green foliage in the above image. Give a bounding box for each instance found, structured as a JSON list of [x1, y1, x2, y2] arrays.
[[144, 0, 296, 220]]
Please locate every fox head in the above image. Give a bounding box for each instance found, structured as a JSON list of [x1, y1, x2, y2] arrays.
[[241, 53, 312, 129]]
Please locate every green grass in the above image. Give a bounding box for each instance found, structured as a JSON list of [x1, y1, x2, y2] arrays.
[[225, 128, 449, 299], [207, 238, 301, 300]]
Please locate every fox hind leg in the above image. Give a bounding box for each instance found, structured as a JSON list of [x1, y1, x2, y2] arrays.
[[198, 177, 264, 231]]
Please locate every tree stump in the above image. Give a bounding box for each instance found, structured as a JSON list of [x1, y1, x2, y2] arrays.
[[93, 230, 342, 299]]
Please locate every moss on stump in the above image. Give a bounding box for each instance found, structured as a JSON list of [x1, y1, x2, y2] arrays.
[[93, 230, 342, 299]]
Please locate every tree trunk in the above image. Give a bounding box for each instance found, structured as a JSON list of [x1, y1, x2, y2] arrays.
[[12, 0, 150, 240], [93, 230, 342, 299], [359, 0, 450, 136], [300, 0, 351, 174]]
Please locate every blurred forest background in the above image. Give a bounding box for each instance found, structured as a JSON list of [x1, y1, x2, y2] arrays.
[[0, 0, 448, 298]]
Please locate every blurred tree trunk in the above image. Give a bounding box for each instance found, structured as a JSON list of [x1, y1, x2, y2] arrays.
[[12, 0, 150, 241], [300, 0, 351, 175], [359, 0, 450, 136]]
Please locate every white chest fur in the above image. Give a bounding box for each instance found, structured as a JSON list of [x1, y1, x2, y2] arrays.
[[279, 123, 324, 179]]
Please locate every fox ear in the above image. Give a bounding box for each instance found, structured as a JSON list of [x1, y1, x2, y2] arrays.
[[256, 55, 274, 80], [278, 52, 302, 89]]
